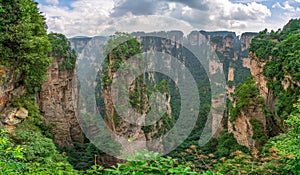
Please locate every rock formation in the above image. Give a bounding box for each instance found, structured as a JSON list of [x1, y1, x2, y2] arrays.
[[0, 34, 84, 147], [38, 56, 83, 147]]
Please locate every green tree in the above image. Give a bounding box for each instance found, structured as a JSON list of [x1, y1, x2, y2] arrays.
[[271, 99, 300, 174], [85, 150, 198, 175], [0, 129, 24, 174], [0, 0, 52, 93], [48, 33, 77, 70]]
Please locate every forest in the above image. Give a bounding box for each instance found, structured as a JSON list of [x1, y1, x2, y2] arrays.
[[0, 0, 299, 174]]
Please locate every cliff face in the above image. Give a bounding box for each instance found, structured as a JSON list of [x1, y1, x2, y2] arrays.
[[248, 53, 283, 137], [0, 34, 83, 147], [228, 100, 267, 149], [95, 36, 173, 153], [36, 33, 84, 147], [227, 19, 300, 148], [0, 67, 26, 111], [70, 30, 256, 146], [0, 67, 27, 132], [38, 56, 83, 147]]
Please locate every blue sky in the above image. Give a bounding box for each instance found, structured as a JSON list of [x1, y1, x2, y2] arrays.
[[35, 0, 300, 37]]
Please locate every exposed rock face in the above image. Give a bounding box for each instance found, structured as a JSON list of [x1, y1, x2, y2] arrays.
[[228, 102, 266, 148], [228, 67, 235, 81], [249, 52, 283, 136], [38, 57, 83, 147], [228, 50, 285, 149], [241, 33, 257, 52], [243, 58, 251, 69], [99, 45, 173, 153], [70, 30, 257, 147], [227, 53, 269, 148], [249, 53, 268, 99], [1, 107, 28, 126], [0, 66, 26, 112], [102, 74, 148, 153], [209, 60, 224, 75], [0, 66, 27, 132]]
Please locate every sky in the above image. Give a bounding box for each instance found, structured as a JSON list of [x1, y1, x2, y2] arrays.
[[35, 0, 300, 37]]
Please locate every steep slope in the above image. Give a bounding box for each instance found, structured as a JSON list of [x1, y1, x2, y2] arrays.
[[228, 19, 300, 149], [38, 33, 83, 147], [0, 33, 83, 147], [0, 0, 79, 173], [70, 30, 256, 153]]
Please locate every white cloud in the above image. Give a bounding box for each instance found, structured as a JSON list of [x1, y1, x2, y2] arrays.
[[39, 0, 274, 37], [230, 0, 267, 3], [45, 0, 59, 5], [273, 1, 300, 12], [272, 1, 300, 20], [39, 0, 115, 36], [164, 0, 271, 34]]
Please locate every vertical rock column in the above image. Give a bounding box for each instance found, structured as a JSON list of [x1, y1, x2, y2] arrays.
[[38, 58, 83, 147]]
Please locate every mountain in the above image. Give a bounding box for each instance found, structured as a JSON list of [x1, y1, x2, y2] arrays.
[[1, 1, 299, 173]]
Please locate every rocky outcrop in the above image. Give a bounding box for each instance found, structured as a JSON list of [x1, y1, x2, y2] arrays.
[[249, 52, 283, 136], [102, 74, 148, 153], [71, 30, 257, 147], [2, 107, 28, 125], [249, 53, 268, 99], [228, 102, 266, 148], [241, 33, 257, 52], [228, 67, 235, 81], [38, 57, 83, 147], [0, 66, 28, 132], [0, 66, 26, 112], [0, 33, 84, 148]]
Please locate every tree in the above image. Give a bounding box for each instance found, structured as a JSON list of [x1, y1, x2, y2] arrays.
[[271, 99, 300, 174], [0, 0, 52, 93]]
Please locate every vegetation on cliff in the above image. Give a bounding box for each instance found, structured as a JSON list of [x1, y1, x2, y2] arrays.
[[213, 19, 300, 174], [1, 0, 299, 174], [0, 0, 52, 94], [0, 0, 80, 174], [250, 19, 300, 119]]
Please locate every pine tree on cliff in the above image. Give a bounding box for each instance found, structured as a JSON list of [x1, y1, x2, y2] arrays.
[[0, 0, 52, 93]]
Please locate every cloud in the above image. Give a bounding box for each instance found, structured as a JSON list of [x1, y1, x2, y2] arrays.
[[165, 0, 210, 11], [216, 1, 271, 21], [39, 0, 115, 36], [272, 1, 300, 12], [164, 0, 271, 32], [112, 0, 158, 16], [272, 1, 300, 19], [45, 0, 59, 5], [229, 0, 267, 3], [39, 0, 274, 37]]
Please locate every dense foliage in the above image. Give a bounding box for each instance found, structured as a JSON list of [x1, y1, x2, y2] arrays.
[[1, 0, 299, 174], [229, 77, 264, 122], [250, 19, 300, 119], [0, 0, 52, 93], [86, 150, 199, 175], [0, 129, 78, 174], [270, 99, 300, 174], [48, 33, 77, 70]]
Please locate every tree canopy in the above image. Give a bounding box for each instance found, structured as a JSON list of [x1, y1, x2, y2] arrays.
[[0, 0, 52, 93]]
